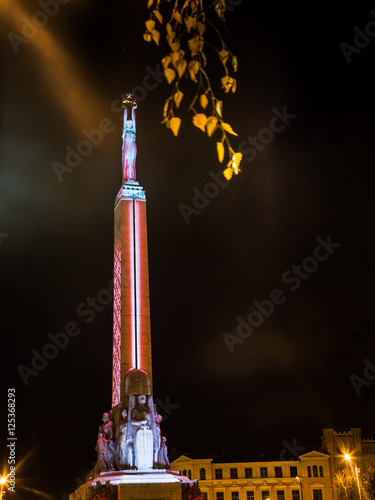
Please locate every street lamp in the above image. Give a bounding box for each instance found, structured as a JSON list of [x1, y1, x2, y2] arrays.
[[296, 476, 304, 500], [344, 454, 362, 500]]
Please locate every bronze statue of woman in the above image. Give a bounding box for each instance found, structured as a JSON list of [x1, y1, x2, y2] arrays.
[[121, 95, 137, 182]]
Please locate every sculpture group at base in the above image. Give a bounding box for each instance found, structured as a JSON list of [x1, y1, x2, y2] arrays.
[[95, 369, 169, 472]]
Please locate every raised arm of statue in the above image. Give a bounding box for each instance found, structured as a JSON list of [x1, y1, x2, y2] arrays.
[[121, 95, 137, 183]]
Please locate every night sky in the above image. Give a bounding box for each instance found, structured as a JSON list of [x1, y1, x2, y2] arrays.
[[2, 1, 375, 499]]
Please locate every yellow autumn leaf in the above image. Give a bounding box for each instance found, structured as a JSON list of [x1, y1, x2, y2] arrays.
[[223, 167, 233, 180], [192, 113, 208, 133], [221, 122, 238, 136], [145, 20, 155, 32], [170, 117, 181, 137], [143, 33, 152, 42], [153, 9, 163, 24], [221, 75, 234, 93], [175, 58, 187, 78], [199, 94, 208, 109], [162, 99, 169, 118], [232, 56, 238, 72], [185, 16, 194, 33], [216, 100, 222, 118], [197, 21, 206, 35], [171, 50, 180, 67], [162, 55, 171, 69], [231, 78, 237, 94], [166, 23, 174, 37], [218, 49, 229, 65], [206, 116, 218, 137], [174, 90, 183, 108], [216, 142, 225, 163], [151, 29, 160, 45], [164, 67, 176, 84], [173, 11, 182, 23], [231, 152, 243, 174], [188, 60, 200, 82], [147, 0, 154, 9]]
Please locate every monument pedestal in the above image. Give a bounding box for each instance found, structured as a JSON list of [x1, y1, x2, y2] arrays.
[[69, 470, 195, 500]]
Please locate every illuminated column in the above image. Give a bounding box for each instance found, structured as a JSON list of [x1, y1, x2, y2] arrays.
[[112, 96, 152, 407]]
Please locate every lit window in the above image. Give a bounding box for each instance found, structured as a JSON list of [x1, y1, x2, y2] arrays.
[[277, 491, 285, 500], [247, 491, 255, 500], [292, 491, 300, 500], [232, 492, 239, 500], [262, 491, 270, 500], [203, 494, 208, 500], [275, 467, 283, 478], [188, 470, 192, 479], [245, 468, 253, 479], [313, 466, 318, 478], [217, 493, 224, 500], [319, 466, 323, 477], [183, 469, 187, 476], [215, 469, 223, 480], [200, 468, 206, 480], [313, 491, 323, 500], [307, 466, 311, 477], [230, 468, 238, 479], [290, 466, 298, 477], [260, 467, 268, 478]]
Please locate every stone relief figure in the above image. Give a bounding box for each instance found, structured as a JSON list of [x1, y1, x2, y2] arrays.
[[131, 394, 154, 469], [121, 95, 137, 183], [156, 436, 170, 469], [154, 412, 162, 464], [91, 481, 113, 500], [98, 413, 116, 470], [95, 433, 112, 472]]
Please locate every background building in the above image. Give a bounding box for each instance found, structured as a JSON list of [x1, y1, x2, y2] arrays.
[[171, 428, 375, 500]]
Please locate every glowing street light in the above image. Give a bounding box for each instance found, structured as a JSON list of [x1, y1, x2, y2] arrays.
[[344, 454, 362, 500]]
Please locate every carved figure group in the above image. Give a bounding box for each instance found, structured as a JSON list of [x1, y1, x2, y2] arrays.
[[94, 369, 169, 472]]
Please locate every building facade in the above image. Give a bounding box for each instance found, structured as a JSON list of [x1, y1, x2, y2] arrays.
[[171, 428, 375, 500]]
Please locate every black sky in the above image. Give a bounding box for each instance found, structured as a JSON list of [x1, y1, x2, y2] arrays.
[[2, 1, 375, 499]]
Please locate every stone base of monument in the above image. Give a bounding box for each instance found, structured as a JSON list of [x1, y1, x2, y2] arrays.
[[69, 469, 197, 500]]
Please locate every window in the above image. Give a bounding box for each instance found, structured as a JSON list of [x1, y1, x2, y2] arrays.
[[203, 494, 208, 500], [290, 466, 298, 477], [217, 493, 224, 500], [307, 466, 311, 477], [183, 469, 187, 476], [247, 492, 255, 500], [319, 466, 323, 477], [230, 468, 238, 479], [262, 491, 270, 500], [200, 468, 206, 480], [232, 492, 239, 500], [188, 470, 192, 479], [277, 491, 285, 500], [245, 468, 253, 479], [292, 491, 300, 500], [260, 467, 268, 478], [275, 467, 283, 478], [215, 469, 223, 480], [313, 491, 323, 500], [313, 465, 318, 477]]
